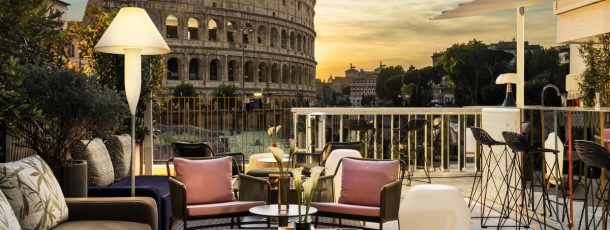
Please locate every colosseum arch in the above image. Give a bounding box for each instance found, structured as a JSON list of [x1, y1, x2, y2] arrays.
[[187, 18, 199, 40], [188, 58, 200, 80], [209, 59, 220, 81], [290, 65, 297, 84], [270, 28, 279, 48], [289, 32, 295, 50], [282, 64, 289, 83], [244, 61, 255, 82], [281, 30, 288, 49], [297, 34, 302, 52], [258, 62, 269, 82], [228, 60, 239, 81], [226, 21, 235, 43], [208, 19, 219, 41], [271, 63, 280, 83], [167, 57, 180, 80], [243, 23, 254, 45], [298, 66, 304, 84], [257, 26, 267, 45], [165, 15, 179, 39]]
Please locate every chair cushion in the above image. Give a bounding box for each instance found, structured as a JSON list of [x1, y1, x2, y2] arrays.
[[186, 201, 265, 217], [311, 202, 380, 217], [338, 158, 399, 207], [0, 191, 20, 230], [0, 155, 69, 229], [174, 157, 235, 204], [105, 134, 131, 182], [73, 138, 115, 186], [53, 221, 151, 230]]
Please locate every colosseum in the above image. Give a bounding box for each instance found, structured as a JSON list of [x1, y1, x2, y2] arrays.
[[103, 0, 317, 98]]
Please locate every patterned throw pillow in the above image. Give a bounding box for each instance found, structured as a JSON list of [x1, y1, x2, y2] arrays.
[[105, 134, 131, 182], [72, 138, 115, 186], [0, 155, 69, 229], [0, 191, 20, 230]]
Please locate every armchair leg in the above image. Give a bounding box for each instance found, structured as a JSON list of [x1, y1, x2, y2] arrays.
[[230, 217, 234, 228], [183, 220, 188, 230], [237, 216, 242, 228], [314, 215, 319, 228]]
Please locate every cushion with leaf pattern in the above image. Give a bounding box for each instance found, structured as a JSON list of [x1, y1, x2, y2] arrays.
[[105, 134, 131, 182], [0, 155, 69, 229], [0, 191, 20, 230], [72, 138, 115, 186]]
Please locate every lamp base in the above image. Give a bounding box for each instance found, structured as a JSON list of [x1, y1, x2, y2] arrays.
[[502, 91, 516, 107]]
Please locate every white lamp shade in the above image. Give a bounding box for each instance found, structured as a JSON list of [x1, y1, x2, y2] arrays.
[[95, 7, 170, 55], [496, 73, 519, 84]]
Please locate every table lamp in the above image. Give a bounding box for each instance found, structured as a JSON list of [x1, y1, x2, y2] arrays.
[[95, 7, 170, 196], [496, 73, 518, 107]]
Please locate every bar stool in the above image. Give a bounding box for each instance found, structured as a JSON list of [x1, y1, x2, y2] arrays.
[[574, 140, 610, 230], [468, 127, 512, 227], [503, 131, 567, 229], [399, 119, 430, 186], [344, 119, 374, 158]]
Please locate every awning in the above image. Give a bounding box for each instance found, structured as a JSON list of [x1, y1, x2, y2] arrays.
[[432, 0, 551, 20]]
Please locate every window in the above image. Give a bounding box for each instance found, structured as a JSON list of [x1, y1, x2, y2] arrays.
[[187, 18, 199, 40], [282, 64, 289, 83], [244, 61, 254, 82], [270, 28, 278, 47], [289, 32, 295, 49], [226, 21, 235, 43], [228, 60, 238, 81], [166, 15, 179, 39], [283, 0, 286, 5], [167, 58, 179, 80], [209, 59, 219, 80], [272, 64, 280, 83], [257, 26, 267, 44], [259, 62, 269, 82], [208, 19, 218, 41], [189, 59, 200, 80], [281, 30, 288, 49]]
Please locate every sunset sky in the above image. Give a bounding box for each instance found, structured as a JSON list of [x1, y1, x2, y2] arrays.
[[65, 0, 558, 80], [314, 0, 557, 80]]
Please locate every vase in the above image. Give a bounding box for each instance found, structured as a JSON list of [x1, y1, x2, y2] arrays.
[[295, 221, 312, 230], [277, 175, 289, 212], [50, 160, 88, 198]]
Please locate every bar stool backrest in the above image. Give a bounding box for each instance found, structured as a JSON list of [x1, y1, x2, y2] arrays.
[[502, 131, 530, 153], [574, 140, 610, 170], [405, 119, 427, 132], [470, 127, 504, 146], [171, 142, 215, 158]]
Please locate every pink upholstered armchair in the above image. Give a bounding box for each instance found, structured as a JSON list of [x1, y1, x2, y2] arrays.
[[311, 157, 404, 230], [168, 156, 269, 229]]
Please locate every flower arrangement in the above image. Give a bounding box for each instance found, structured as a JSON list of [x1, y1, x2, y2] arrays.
[[269, 146, 288, 211], [268, 125, 281, 147], [292, 166, 325, 228]]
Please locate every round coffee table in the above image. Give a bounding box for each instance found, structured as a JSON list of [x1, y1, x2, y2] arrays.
[[249, 204, 317, 227]]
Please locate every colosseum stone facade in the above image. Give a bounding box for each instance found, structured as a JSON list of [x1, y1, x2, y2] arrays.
[[103, 0, 317, 98]]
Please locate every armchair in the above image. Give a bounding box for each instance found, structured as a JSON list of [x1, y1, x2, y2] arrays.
[[168, 156, 270, 229], [311, 158, 404, 230], [170, 142, 245, 175], [56, 197, 157, 230], [291, 141, 363, 173]]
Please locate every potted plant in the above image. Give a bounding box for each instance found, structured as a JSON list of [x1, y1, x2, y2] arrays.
[[16, 66, 127, 197], [292, 166, 324, 230]]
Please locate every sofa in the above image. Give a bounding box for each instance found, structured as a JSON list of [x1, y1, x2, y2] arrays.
[[0, 155, 157, 230], [73, 135, 171, 230]]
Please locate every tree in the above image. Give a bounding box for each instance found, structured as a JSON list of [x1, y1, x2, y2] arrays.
[[173, 83, 197, 97], [214, 84, 238, 97], [403, 66, 441, 107], [1, 0, 68, 136], [361, 95, 376, 107], [578, 33, 610, 106], [376, 65, 405, 101]]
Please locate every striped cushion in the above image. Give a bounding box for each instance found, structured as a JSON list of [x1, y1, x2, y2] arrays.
[[73, 138, 115, 186], [105, 134, 131, 182]]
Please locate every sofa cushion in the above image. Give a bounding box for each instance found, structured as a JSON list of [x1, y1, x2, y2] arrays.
[[105, 134, 131, 182], [53, 220, 151, 230], [186, 201, 265, 217], [0, 191, 20, 230], [174, 157, 235, 204], [338, 158, 399, 207], [73, 138, 115, 186], [0, 155, 69, 229], [311, 202, 380, 217]]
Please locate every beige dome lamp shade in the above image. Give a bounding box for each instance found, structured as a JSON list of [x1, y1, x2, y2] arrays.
[[496, 73, 518, 107], [94, 7, 170, 197]]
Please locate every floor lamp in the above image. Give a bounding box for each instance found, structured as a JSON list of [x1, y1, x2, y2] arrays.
[[95, 7, 170, 196]]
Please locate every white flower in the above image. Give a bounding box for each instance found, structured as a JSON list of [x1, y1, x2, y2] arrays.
[[267, 126, 275, 136], [310, 166, 325, 176], [268, 147, 285, 163], [275, 125, 282, 133], [303, 176, 315, 200], [289, 139, 296, 154], [291, 167, 304, 190]]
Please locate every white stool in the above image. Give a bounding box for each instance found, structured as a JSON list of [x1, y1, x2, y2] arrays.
[[399, 184, 470, 230]]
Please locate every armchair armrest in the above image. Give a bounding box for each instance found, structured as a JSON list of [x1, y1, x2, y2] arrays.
[[238, 174, 270, 203], [313, 175, 335, 202], [65, 197, 157, 230], [218, 152, 246, 174], [380, 179, 403, 222], [168, 177, 187, 220]]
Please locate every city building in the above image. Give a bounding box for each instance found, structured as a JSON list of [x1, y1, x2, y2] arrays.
[[431, 76, 454, 106], [103, 0, 317, 99], [347, 64, 383, 106], [488, 39, 542, 66]]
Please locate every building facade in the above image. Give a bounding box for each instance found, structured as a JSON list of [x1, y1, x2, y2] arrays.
[[103, 0, 317, 98], [346, 64, 382, 106]]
